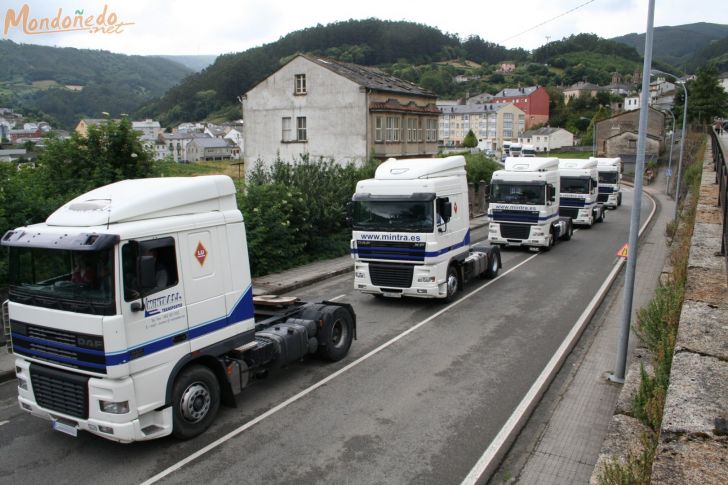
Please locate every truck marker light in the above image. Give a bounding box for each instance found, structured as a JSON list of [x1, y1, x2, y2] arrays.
[[98, 425, 114, 435]]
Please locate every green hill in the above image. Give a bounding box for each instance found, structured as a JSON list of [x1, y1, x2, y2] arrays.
[[158, 55, 218, 72], [611, 22, 728, 71], [0, 40, 193, 128], [137, 18, 531, 125], [686, 35, 728, 73]]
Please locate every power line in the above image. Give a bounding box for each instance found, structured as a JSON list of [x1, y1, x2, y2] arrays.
[[501, 0, 597, 44]]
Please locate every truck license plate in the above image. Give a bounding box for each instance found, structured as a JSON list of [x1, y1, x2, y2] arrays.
[[52, 420, 78, 437], [382, 291, 402, 298]]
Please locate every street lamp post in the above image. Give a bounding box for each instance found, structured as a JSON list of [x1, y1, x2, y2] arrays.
[[651, 68, 688, 221], [610, 0, 655, 383], [658, 107, 676, 196]]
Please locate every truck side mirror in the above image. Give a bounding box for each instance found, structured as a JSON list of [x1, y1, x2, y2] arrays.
[[442, 202, 452, 222], [138, 255, 156, 289], [345, 202, 353, 227]]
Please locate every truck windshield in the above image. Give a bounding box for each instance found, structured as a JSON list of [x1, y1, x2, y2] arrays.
[[561, 177, 591, 194], [598, 172, 619, 184], [352, 200, 434, 232], [7, 247, 116, 316], [490, 183, 545, 205]]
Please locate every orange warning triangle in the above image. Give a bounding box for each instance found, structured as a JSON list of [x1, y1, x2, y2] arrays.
[[617, 243, 629, 258]]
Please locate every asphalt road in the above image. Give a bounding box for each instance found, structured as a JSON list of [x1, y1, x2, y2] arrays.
[[0, 188, 649, 485]]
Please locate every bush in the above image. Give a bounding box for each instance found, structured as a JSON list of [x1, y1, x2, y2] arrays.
[[240, 155, 379, 276], [464, 153, 500, 184]]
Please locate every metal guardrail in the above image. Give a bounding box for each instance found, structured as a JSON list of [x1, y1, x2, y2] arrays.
[[710, 130, 727, 266]]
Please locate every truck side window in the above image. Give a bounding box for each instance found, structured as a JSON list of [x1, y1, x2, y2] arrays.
[[122, 238, 179, 301]]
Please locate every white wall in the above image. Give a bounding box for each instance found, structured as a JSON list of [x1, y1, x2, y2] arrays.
[[243, 56, 368, 170]]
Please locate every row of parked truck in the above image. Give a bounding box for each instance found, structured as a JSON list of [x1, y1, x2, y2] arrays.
[[350, 154, 622, 300], [1, 153, 621, 444]]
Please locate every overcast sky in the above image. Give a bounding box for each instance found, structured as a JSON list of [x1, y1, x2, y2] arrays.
[[0, 0, 724, 56]]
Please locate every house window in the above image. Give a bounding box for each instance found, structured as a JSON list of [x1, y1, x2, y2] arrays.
[[386, 116, 400, 142], [282, 117, 292, 141], [295, 74, 307, 94], [296, 117, 307, 141], [375, 116, 383, 142], [419, 118, 424, 142], [518, 114, 525, 134], [407, 118, 418, 143], [426, 119, 438, 142], [503, 113, 513, 138]]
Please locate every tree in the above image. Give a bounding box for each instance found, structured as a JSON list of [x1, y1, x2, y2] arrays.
[[463, 129, 478, 148], [679, 65, 728, 125], [38, 117, 157, 199]]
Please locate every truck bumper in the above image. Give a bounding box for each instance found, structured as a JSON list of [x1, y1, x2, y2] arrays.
[[571, 209, 594, 226], [487, 222, 550, 247], [15, 358, 173, 443], [353, 262, 448, 299]]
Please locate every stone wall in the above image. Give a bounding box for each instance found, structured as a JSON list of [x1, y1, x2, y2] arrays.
[[591, 134, 728, 484]]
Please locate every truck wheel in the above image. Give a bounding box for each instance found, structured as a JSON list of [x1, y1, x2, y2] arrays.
[[561, 222, 573, 241], [618, 194, 622, 207], [317, 306, 354, 362], [444, 265, 459, 302], [172, 365, 220, 440], [483, 250, 500, 279]]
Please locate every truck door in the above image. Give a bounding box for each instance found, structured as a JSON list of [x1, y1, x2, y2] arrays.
[[178, 228, 227, 351], [121, 236, 189, 366]]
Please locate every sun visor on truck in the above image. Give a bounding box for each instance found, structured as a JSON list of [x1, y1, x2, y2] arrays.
[[352, 192, 436, 202], [1, 230, 120, 251]]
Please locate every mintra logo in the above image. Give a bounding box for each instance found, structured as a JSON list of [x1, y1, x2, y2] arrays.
[[2, 4, 135, 37]]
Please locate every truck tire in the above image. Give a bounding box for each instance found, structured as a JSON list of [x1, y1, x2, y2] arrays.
[[618, 194, 622, 207], [541, 229, 555, 252], [316, 306, 354, 362], [484, 249, 500, 279], [561, 221, 573, 241], [172, 365, 220, 440], [444, 265, 459, 302]]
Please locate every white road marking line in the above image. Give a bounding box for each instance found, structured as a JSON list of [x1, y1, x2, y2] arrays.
[[461, 189, 657, 485], [0, 420, 9, 427], [328, 294, 346, 302], [141, 252, 541, 485]]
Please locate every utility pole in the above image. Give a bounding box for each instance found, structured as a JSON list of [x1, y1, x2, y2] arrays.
[[610, 0, 655, 383]]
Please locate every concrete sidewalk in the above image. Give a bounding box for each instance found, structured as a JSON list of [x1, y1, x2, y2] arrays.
[[494, 171, 675, 484], [0, 215, 491, 383]]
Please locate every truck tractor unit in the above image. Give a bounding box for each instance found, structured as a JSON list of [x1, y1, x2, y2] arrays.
[[509, 143, 523, 157], [350, 156, 501, 302], [2, 176, 356, 443], [522, 144, 536, 157], [591, 157, 623, 209], [488, 157, 573, 250], [558, 158, 606, 227]]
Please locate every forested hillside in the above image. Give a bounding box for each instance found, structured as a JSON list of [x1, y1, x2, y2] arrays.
[[138, 20, 657, 125], [0, 40, 192, 128], [611, 22, 728, 70]]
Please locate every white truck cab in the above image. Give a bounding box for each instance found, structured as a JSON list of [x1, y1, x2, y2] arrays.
[[488, 157, 572, 250], [509, 143, 523, 157], [350, 156, 500, 301], [522, 144, 536, 157], [591, 157, 623, 209], [3, 176, 355, 443], [558, 158, 606, 227]]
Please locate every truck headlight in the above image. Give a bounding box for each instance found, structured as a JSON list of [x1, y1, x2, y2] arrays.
[[355, 271, 366, 279], [532, 227, 543, 235], [100, 400, 129, 414], [17, 377, 28, 391], [417, 276, 436, 283]]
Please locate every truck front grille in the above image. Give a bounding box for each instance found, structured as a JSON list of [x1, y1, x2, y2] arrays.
[[11, 320, 107, 374], [30, 363, 89, 419], [356, 240, 426, 262], [597, 194, 609, 202], [499, 223, 531, 239], [559, 207, 580, 219], [369, 263, 414, 288]]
